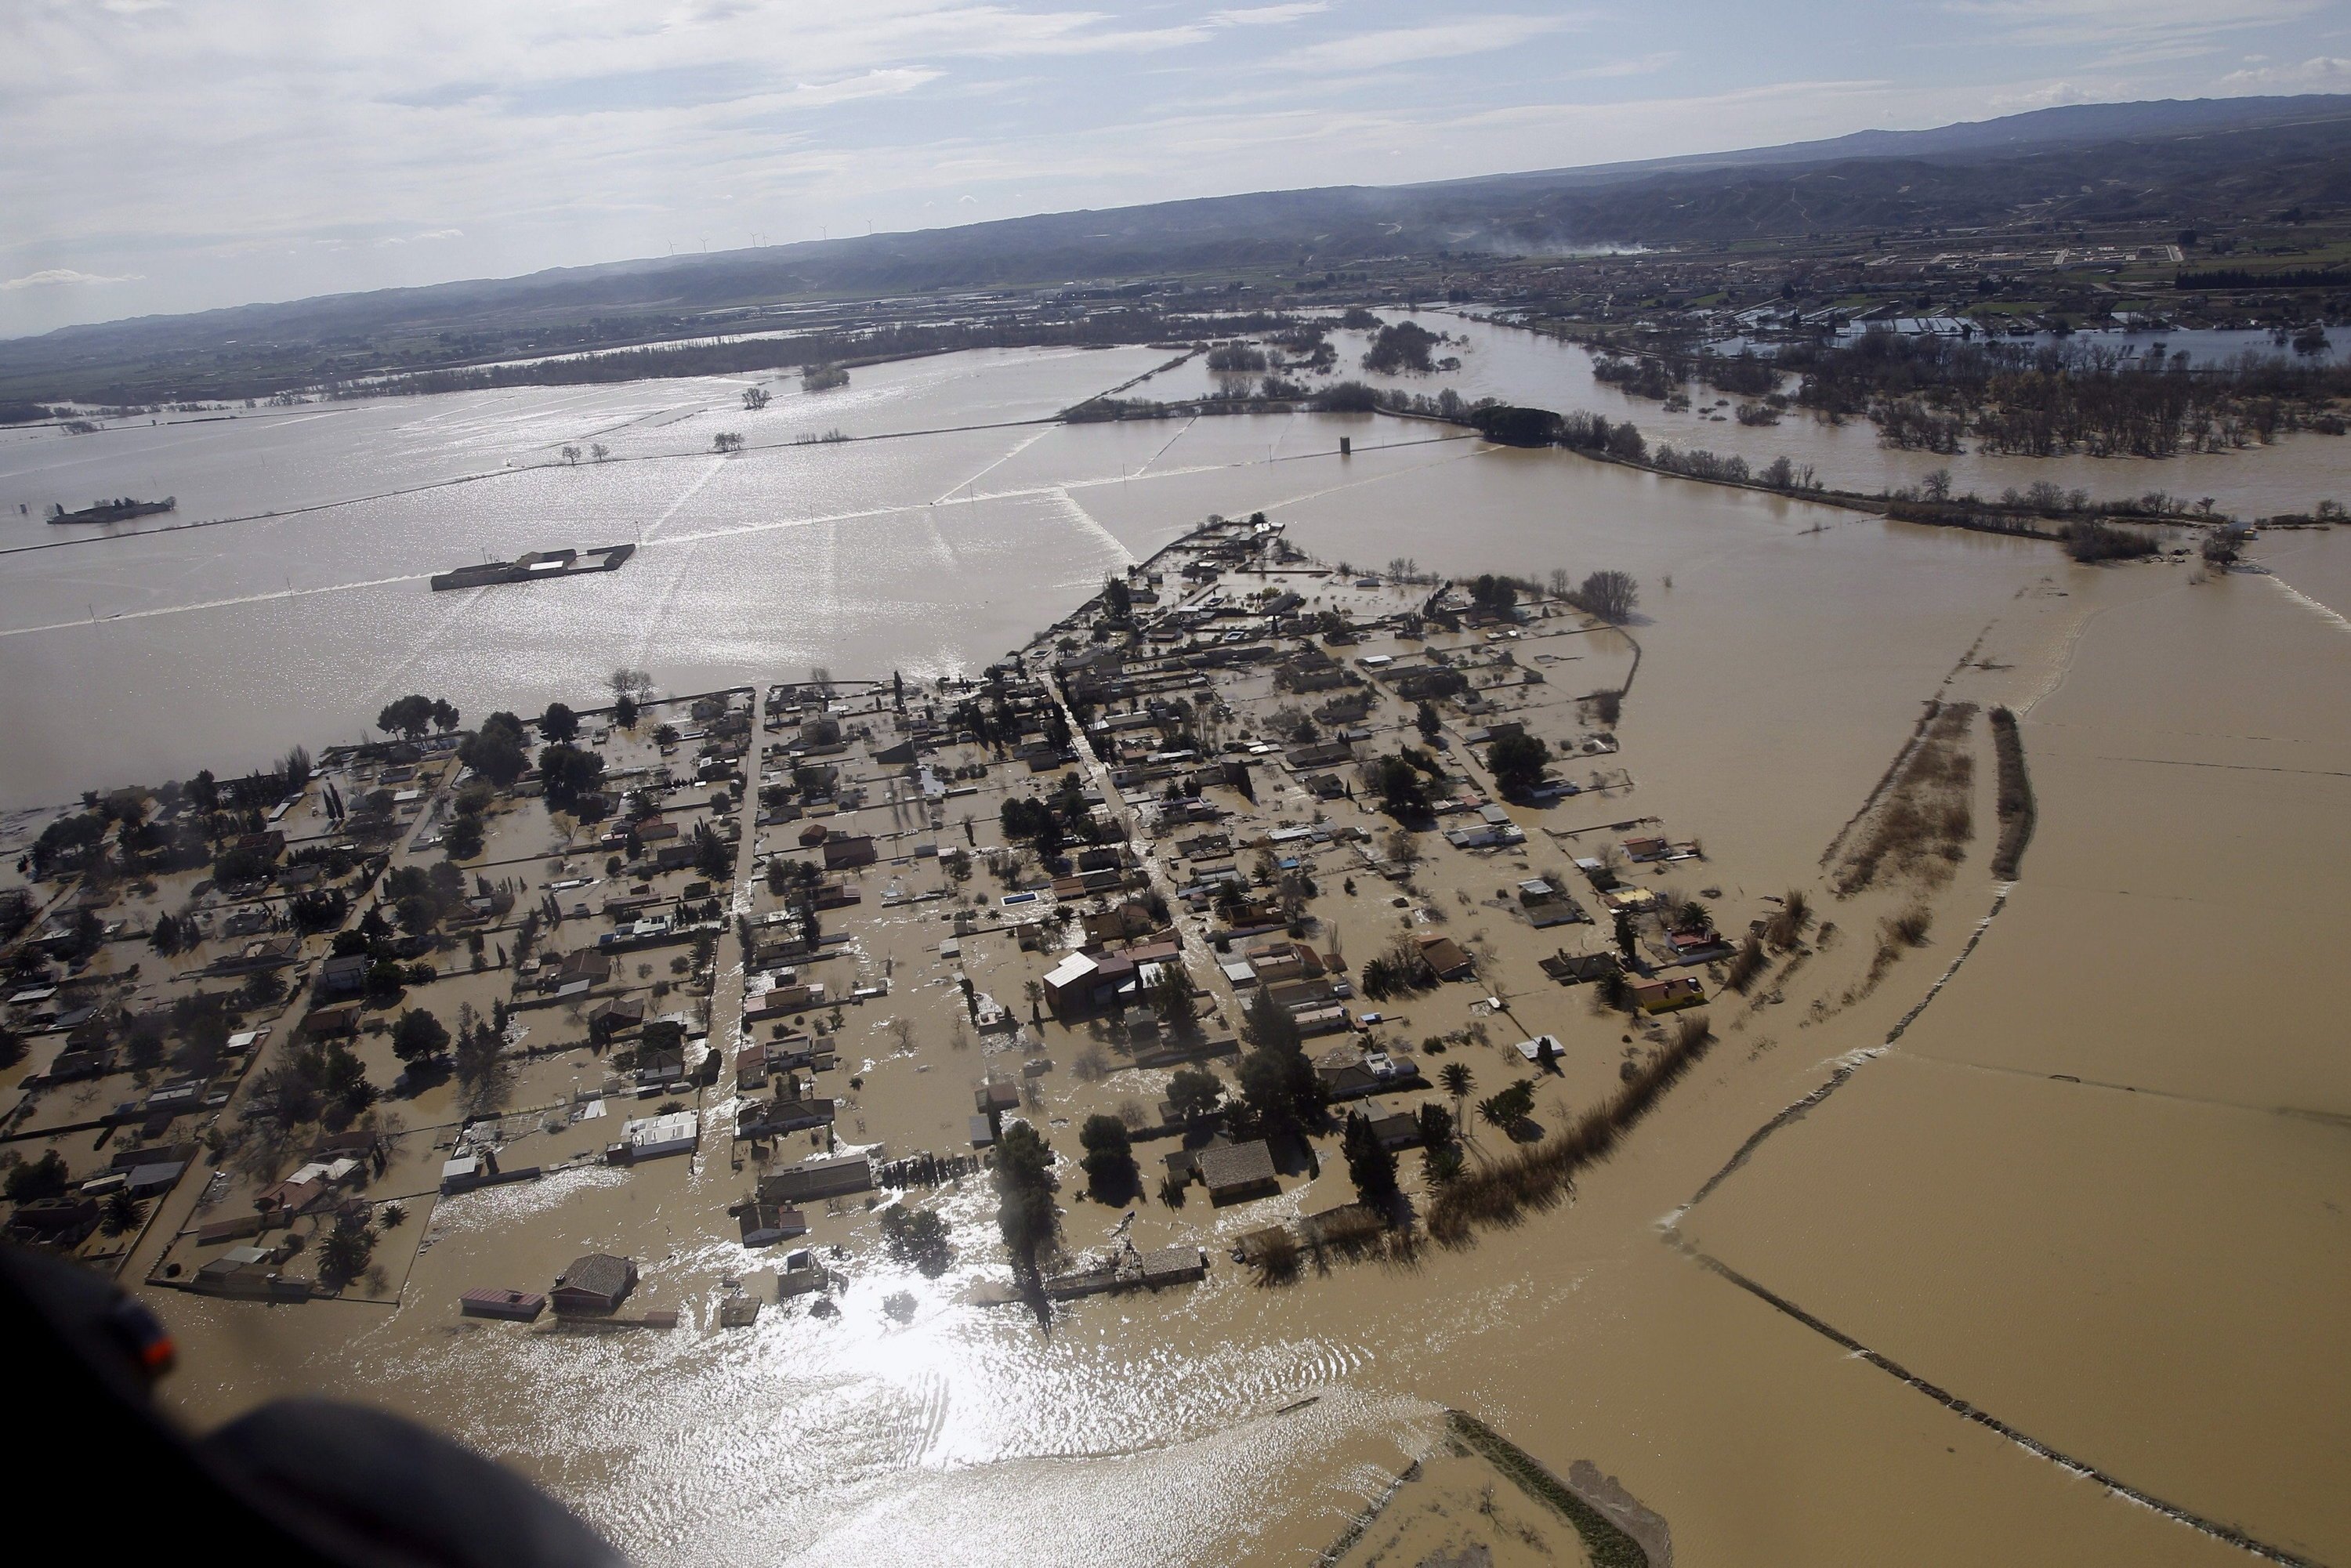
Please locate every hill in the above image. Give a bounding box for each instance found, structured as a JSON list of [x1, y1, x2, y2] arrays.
[[7, 94, 2349, 404]]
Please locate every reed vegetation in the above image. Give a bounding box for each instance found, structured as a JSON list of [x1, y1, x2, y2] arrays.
[[1762, 888, 1813, 949], [1428, 1014, 1714, 1245], [1988, 706, 2038, 879], [1725, 935, 1766, 993], [1832, 702, 1976, 896]]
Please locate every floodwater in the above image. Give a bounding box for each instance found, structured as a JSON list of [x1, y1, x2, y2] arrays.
[[13, 317, 2351, 1565], [1131, 313, 2351, 521]]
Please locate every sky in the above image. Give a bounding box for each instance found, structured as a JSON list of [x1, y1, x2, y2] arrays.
[[4, 0, 2349, 338]]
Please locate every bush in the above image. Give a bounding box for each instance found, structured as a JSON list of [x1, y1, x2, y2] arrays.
[[2063, 518, 2157, 563]]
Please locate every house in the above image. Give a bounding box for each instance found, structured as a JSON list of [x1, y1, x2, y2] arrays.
[[1291, 1004, 1354, 1040], [775, 1248, 828, 1298], [1516, 878, 1586, 929], [975, 1077, 1022, 1115], [1139, 1245, 1208, 1287], [1041, 952, 1102, 1017], [540, 948, 612, 994], [257, 1157, 361, 1218], [1363, 1110, 1425, 1151], [1628, 974, 1707, 1013], [1314, 1046, 1425, 1101], [758, 1153, 875, 1206], [1195, 1140, 1280, 1205], [208, 936, 298, 977], [1416, 936, 1475, 981], [122, 1161, 187, 1197], [589, 996, 646, 1037], [302, 1005, 359, 1038], [615, 1110, 698, 1161], [1621, 835, 1671, 863], [735, 1096, 835, 1140], [318, 954, 371, 999], [744, 984, 819, 1025], [736, 1204, 807, 1248], [550, 1253, 638, 1314], [192, 1247, 306, 1300], [460, 1288, 545, 1322], [1514, 1034, 1566, 1065], [440, 1151, 500, 1194], [6, 1197, 100, 1247], [1541, 950, 1622, 986], [822, 835, 877, 870]]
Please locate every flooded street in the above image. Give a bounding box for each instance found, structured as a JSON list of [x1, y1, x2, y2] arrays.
[[9, 320, 2348, 1566]]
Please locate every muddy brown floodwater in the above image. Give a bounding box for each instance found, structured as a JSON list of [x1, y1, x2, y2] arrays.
[[20, 323, 2340, 1565]]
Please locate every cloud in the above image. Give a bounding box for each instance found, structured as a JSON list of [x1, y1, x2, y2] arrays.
[[1277, 15, 1578, 74], [1943, 0, 2320, 52], [1987, 79, 2117, 111], [1565, 52, 1678, 81], [375, 228, 465, 246], [1208, 2, 1328, 24], [2220, 55, 2351, 89], [2, 268, 143, 290]]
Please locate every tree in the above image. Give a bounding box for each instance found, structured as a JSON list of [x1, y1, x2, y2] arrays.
[[102, 1189, 150, 1236], [1440, 1061, 1475, 1127], [1415, 701, 1442, 743], [1152, 962, 1197, 1031], [453, 1011, 510, 1114], [741, 386, 770, 411], [375, 693, 437, 741], [694, 822, 732, 881], [429, 698, 461, 733], [1078, 1114, 1137, 1202], [459, 712, 529, 787], [991, 1121, 1058, 1280], [879, 1205, 953, 1276], [560, 444, 582, 465], [538, 744, 606, 811], [5, 1150, 68, 1202], [1476, 1078, 1538, 1140], [713, 432, 744, 454], [1102, 576, 1132, 619], [1486, 732, 1552, 795], [1238, 986, 1320, 1135], [614, 692, 639, 729], [1574, 570, 1639, 625], [1341, 1110, 1399, 1208], [539, 702, 580, 744], [1023, 979, 1045, 1023], [1373, 754, 1429, 816], [1167, 1066, 1224, 1124], [443, 813, 484, 860], [391, 1009, 451, 1067], [317, 1215, 376, 1289]]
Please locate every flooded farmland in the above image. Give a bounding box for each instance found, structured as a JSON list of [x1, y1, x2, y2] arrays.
[[7, 320, 2349, 1566]]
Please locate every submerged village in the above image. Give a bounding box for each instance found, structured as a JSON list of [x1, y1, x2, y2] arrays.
[[0, 512, 1750, 1344]]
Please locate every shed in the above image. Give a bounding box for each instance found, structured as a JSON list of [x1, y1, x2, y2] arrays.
[[1196, 1139, 1280, 1205], [460, 1288, 545, 1322], [550, 1254, 638, 1314]]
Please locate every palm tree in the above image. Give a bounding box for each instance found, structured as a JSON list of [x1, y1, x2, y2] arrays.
[[1440, 1061, 1475, 1144], [1476, 1092, 1512, 1140], [1023, 980, 1045, 1024], [101, 1190, 148, 1236]]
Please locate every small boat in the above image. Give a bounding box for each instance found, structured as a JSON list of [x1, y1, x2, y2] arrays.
[[430, 543, 635, 592], [50, 495, 175, 524]]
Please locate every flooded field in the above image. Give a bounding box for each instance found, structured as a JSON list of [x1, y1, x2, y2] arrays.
[[6, 318, 2348, 1568]]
